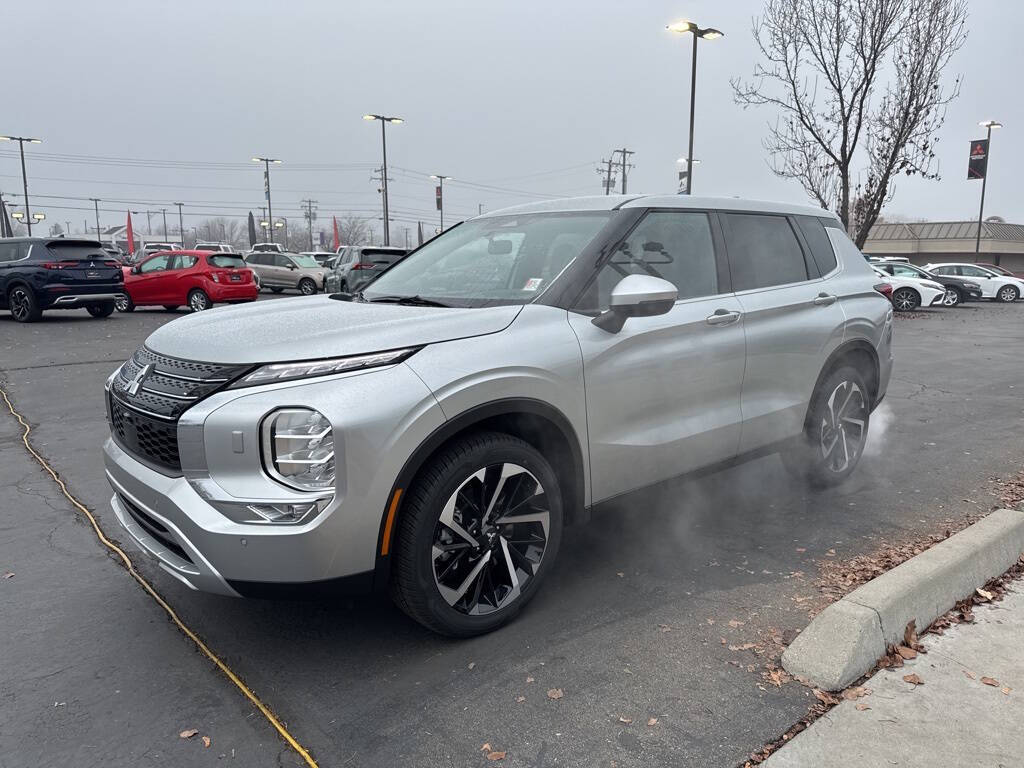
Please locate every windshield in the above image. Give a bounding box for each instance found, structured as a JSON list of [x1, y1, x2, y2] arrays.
[[291, 254, 321, 268], [362, 212, 611, 306], [209, 254, 246, 268]]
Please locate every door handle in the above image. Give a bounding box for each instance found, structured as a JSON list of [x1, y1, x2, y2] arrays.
[[813, 293, 838, 306], [706, 309, 741, 326]]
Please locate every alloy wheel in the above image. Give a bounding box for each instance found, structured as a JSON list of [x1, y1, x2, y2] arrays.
[[9, 289, 30, 321], [819, 380, 867, 474], [893, 288, 917, 312], [432, 463, 550, 616], [189, 292, 210, 311], [942, 289, 960, 307], [115, 296, 130, 312], [300, 279, 316, 295], [998, 286, 1018, 302]]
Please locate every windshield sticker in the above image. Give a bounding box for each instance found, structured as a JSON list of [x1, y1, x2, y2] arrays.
[[523, 278, 544, 291]]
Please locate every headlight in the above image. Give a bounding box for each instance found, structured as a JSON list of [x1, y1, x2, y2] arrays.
[[230, 347, 418, 388], [262, 408, 335, 492]]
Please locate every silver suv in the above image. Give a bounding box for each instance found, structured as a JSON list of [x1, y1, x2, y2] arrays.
[[103, 195, 893, 636], [245, 252, 325, 294]]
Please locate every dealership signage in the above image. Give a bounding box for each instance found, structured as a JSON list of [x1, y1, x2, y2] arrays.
[[967, 139, 989, 180]]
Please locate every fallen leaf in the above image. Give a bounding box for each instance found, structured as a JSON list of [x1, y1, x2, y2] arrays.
[[481, 743, 492, 752], [515, 696, 525, 703], [896, 646, 918, 660], [618, 716, 633, 724], [658, 624, 672, 633], [616, 571, 624, 578], [813, 689, 839, 705], [720, 637, 727, 645], [526, 676, 535, 684], [202, 736, 211, 748], [964, 670, 975, 680], [486, 751, 506, 762], [468, 662, 476, 670], [855, 702, 871, 711], [647, 717, 658, 727], [1, 571, 13, 579], [976, 588, 994, 602], [903, 674, 924, 686], [546, 688, 563, 700], [981, 677, 999, 687], [728, 619, 745, 628], [842, 686, 870, 700], [179, 729, 199, 739], [903, 620, 918, 647], [1002, 687, 1011, 695]]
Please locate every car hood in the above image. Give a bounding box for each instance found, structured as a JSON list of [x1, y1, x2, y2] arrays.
[[144, 295, 523, 364]]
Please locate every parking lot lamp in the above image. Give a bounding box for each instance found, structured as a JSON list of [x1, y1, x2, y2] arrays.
[[0, 135, 42, 234], [363, 115, 403, 246], [252, 157, 282, 243], [975, 120, 1002, 255]]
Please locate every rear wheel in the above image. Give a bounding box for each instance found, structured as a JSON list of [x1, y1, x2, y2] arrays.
[[892, 287, 920, 312], [941, 288, 961, 307], [298, 277, 317, 295], [390, 432, 563, 637], [997, 285, 1019, 303], [187, 289, 211, 312], [86, 301, 115, 318], [782, 365, 871, 488], [8, 286, 42, 323], [115, 295, 135, 312]]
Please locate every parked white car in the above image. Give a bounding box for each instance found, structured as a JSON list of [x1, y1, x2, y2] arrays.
[[923, 263, 1024, 302], [871, 268, 945, 311]]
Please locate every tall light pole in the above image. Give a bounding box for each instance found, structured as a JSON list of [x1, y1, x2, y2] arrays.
[[667, 20, 723, 195], [974, 120, 1002, 255], [363, 115, 403, 246], [431, 174, 451, 231], [161, 208, 168, 240], [89, 198, 102, 241], [252, 157, 282, 243], [0, 135, 42, 235], [174, 202, 185, 247]]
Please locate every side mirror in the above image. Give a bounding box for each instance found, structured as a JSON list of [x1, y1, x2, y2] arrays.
[[286, 262, 297, 270], [131, 265, 141, 275], [592, 274, 677, 333]]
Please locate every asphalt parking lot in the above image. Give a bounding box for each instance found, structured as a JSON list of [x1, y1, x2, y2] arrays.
[[2, 297, 1023, 768]]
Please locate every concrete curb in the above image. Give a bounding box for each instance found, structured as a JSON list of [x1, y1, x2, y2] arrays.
[[782, 508, 1024, 691]]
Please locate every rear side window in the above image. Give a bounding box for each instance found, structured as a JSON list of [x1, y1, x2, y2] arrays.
[[722, 213, 809, 291], [0, 243, 26, 262], [795, 216, 838, 275], [172, 255, 198, 269], [209, 254, 245, 268]]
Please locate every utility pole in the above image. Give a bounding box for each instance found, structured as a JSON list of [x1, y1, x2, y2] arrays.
[[174, 202, 185, 247], [161, 208, 168, 240], [614, 148, 635, 194], [90, 198, 101, 242], [301, 198, 318, 251], [478, 203, 484, 215], [431, 175, 451, 231], [596, 158, 617, 195]]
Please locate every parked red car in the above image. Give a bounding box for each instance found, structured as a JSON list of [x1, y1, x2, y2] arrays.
[[116, 250, 258, 313]]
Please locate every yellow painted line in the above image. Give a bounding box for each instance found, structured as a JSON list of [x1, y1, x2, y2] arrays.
[[0, 386, 318, 768], [380, 488, 403, 556]]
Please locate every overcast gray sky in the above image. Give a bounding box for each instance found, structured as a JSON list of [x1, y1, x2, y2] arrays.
[[2, 0, 1020, 239]]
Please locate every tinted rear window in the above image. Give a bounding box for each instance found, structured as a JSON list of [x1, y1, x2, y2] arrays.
[[209, 254, 246, 268], [722, 214, 809, 291], [361, 248, 405, 265], [45, 243, 109, 261], [795, 216, 838, 275]]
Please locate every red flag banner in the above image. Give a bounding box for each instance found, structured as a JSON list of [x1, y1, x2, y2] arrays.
[[126, 211, 135, 254], [333, 216, 340, 251]]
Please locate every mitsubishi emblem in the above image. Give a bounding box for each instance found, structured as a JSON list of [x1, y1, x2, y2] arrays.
[[127, 363, 154, 396]]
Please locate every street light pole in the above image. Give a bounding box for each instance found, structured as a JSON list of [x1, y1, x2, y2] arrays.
[[667, 21, 723, 195], [174, 202, 185, 246], [363, 115, 403, 246], [975, 120, 1002, 255], [90, 198, 101, 242], [431, 175, 451, 231], [252, 157, 282, 243], [161, 208, 168, 240], [0, 135, 43, 235]]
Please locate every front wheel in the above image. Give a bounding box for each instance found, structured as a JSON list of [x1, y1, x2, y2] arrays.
[[187, 289, 211, 312], [941, 288, 961, 307], [891, 287, 920, 312], [781, 366, 871, 488], [997, 285, 1019, 303], [115, 295, 135, 312], [298, 278, 317, 295], [86, 301, 115, 318], [390, 432, 563, 637]]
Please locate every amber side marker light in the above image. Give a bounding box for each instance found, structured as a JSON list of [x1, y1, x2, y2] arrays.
[[380, 488, 404, 555]]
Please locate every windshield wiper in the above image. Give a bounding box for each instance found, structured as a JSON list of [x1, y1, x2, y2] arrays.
[[365, 294, 450, 308]]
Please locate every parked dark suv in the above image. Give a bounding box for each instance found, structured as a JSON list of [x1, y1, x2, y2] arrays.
[[0, 238, 125, 322]]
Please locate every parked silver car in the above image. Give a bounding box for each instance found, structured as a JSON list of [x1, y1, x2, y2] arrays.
[[325, 245, 407, 293], [245, 252, 325, 294], [103, 195, 893, 636]]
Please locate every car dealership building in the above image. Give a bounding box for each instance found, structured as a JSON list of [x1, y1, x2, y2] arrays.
[[862, 219, 1024, 274]]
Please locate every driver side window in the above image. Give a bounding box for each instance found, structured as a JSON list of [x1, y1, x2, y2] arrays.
[[578, 211, 718, 312], [140, 255, 170, 273]]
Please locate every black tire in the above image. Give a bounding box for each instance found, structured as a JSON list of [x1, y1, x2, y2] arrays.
[[339, 280, 349, 294], [781, 365, 871, 489], [270, 287, 284, 294], [187, 289, 211, 312], [941, 287, 961, 307], [996, 285, 1019, 303], [7, 285, 42, 323], [115, 294, 135, 312], [891, 287, 920, 312], [298, 278, 317, 295], [86, 301, 115, 318], [163, 305, 179, 312], [390, 431, 563, 637]]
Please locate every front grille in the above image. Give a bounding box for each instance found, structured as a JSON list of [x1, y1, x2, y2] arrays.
[[118, 493, 193, 565], [108, 347, 250, 473]]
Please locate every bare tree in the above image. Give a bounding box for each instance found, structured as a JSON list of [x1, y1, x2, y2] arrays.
[[196, 217, 245, 248], [733, 0, 968, 246], [336, 215, 371, 247]]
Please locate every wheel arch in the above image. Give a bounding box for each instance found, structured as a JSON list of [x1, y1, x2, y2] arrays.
[[372, 397, 587, 590], [808, 339, 881, 423]]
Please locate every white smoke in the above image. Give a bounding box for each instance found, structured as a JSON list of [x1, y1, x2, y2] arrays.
[[863, 402, 894, 457]]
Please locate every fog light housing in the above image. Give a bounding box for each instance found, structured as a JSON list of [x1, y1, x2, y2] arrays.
[[207, 496, 331, 525], [262, 408, 336, 492]]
